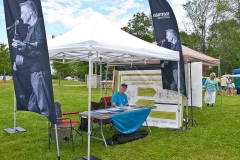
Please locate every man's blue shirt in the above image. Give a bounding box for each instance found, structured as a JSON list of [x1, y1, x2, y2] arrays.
[[111, 92, 128, 106]]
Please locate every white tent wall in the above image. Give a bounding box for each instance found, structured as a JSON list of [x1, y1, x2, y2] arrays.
[[185, 62, 203, 108]]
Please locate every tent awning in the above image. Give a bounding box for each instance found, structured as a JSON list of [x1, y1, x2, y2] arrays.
[[181, 45, 219, 66]]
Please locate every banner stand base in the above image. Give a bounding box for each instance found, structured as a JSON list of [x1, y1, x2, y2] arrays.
[[4, 126, 26, 134], [188, 118, 198, 127], [74, 155, 102, 160]]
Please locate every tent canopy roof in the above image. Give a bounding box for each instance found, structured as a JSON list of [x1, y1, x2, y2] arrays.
[[47, 13, 179, 63], [233, 68, 240, 74], [223, 74, 240, 78], [181, 45, 219, 66], [108, 44, 220, 66]]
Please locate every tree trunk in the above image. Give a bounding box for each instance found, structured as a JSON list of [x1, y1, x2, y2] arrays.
[[58, 72, 61, 86], [3, 65, 6, 83]]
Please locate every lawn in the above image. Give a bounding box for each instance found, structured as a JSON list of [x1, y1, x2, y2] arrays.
[[0, 80, 239, 160]]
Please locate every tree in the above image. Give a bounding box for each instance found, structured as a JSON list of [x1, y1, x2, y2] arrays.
[[51, 59, 73, 85], [0, 43, 11, 82], [182, 0, 234, 54], [179, 31, 202, 51], [121, 12, 155, 43], [208, 19, 240, 74]]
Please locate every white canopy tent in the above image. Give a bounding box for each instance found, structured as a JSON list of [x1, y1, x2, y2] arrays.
[[48, 13, 178, 63], [47, 13, 180, 159]]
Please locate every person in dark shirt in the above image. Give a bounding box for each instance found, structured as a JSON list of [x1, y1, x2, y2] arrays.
[[12, 0, 52, 118]]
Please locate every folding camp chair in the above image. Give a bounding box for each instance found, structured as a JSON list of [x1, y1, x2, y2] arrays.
[[100, 96, 112, 108], [49, 102, 83, 151]]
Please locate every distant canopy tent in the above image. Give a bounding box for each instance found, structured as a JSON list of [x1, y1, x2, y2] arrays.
[[181, 45, 220, 66], [151, 42, 220, 66], [47, 13, 180, 159], [233, 68, 240, 74], [108, 44, 220, 67]]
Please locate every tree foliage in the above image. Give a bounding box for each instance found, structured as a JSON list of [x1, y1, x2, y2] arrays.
[[121, 12, 155, 43], [208, 19, 240, 74], [0, 43, 11, 81], [51, 60, 110, 79], [179, 31, 202, 51], [182, 0, 233, 54], [182, 0, 240, 75]]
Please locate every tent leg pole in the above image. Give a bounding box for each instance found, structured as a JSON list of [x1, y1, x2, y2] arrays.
[[177, 61, 180, 129], [105, 66, 109, 96], [185, 63, 189, 129], [75, 52, 101, 160], [100, 57, 102, 99]]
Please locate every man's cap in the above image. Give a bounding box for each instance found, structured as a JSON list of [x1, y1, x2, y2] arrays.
[[121, 83, 128, 88]]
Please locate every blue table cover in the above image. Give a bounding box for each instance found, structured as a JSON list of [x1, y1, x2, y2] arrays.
[[110, 107, 151, 134]]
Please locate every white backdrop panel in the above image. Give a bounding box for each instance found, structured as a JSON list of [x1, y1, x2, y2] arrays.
[[118, 69, 182, 128], [184, 62, 202, 108]]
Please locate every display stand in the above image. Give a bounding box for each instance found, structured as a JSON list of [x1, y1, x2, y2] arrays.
[[4, 91, 26, 134], [187, 62, 198, 126]]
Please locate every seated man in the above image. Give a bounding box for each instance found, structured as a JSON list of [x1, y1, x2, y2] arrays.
[[111, 83, 129, 107]]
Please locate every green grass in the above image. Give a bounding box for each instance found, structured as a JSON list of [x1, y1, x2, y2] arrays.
[[0, 80, 240, 160]]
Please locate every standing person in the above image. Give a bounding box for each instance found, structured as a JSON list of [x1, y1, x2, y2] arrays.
[[11, 0, 52, 118], [111, 83, 129, 107], [203, 72, 219, 107], [226, 77, 232, 96], [220, 76, 227, 96], [231, 80, 235, 96]]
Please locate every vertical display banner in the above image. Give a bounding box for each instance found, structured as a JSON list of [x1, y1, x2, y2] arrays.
[[118, 65, 182, 129], [3, 0, 56, 124], [148, 0, 186, 96], [184, 62, 202, 108]]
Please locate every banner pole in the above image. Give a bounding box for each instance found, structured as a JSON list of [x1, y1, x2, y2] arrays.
[[14, 90, 16, 132], [4, 88, 26, 134], [54, 124, 60, 160]]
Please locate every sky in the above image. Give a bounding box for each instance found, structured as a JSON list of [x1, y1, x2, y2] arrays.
[[0, 0, 189, 44]]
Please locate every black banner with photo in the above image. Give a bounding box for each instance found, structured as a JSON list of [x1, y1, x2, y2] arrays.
[[3, 0, 56, 123], [148, 0, 186, 96]]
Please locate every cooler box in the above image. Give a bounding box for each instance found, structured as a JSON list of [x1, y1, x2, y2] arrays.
[[237, 87, 240, 94]]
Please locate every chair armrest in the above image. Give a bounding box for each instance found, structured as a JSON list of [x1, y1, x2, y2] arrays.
[[56, 117, 69, 120], [63, 111, 79, 115]]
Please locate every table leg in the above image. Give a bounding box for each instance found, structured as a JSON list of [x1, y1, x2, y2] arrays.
[[100, 120, 108, 149], [145, 120, 152, 135]]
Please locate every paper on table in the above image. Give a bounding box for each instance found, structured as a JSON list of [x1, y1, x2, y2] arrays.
[[107, 108, 122, 111], [95, 110, 110, 113]]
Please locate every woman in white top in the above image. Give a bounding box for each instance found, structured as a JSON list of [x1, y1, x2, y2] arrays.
[[226, 77, 232, 96], [231, 80, 235, 96]]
